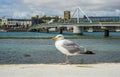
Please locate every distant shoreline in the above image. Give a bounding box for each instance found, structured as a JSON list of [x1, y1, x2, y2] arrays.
[[0, 36, 120, 39], [0, 32, 120, 39]]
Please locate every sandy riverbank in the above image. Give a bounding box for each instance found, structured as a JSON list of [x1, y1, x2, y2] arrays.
[[0, 63, 120, 77]]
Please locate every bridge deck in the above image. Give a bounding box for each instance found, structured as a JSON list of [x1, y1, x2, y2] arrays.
[[29, 22, 120, 30], [58, 22, 120, 27]]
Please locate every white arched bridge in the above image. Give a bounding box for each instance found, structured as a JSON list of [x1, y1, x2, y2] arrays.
[[58, 22, 120, 27], [29, 22, 120, 37]]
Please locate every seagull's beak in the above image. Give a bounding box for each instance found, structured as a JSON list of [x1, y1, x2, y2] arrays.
[[51, 37, 57, 40]]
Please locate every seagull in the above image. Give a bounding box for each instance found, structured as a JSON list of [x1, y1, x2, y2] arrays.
[[51, 34, 94, 64]]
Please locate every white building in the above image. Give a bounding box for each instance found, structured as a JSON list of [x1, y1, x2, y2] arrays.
[[1, 18, 32, 28]]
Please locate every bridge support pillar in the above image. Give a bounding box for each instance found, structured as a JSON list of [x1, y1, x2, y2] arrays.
[[59, 27, 63, 34], [46, 28, 49, 33], [55, 27, 58, 32], [73, 26, 83, 35], [104, 29, 109, 37]]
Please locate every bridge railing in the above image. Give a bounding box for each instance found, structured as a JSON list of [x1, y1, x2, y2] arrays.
[[56, 22, 101, 25], [101, 22, 120, 24], [29, 22, 120, 30]]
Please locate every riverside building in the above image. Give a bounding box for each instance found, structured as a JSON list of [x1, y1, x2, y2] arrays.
[[64, 11, 71, 20], [70, 16, 120, 23], [1, 18, 32, 28], [63, 10, 120, 32]]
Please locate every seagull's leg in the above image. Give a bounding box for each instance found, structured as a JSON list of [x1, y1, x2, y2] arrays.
[[65, 55, 70, 64]]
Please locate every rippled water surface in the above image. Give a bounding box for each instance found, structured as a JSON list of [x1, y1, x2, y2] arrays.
[[0, 39, 120, 64], [0, 32, 120, 38]]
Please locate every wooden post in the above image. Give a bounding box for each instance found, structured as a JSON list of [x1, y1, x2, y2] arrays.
[[104, 30, 109, 37]]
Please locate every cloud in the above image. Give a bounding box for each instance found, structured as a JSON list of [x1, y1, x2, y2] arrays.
[[0, 0, 120, 18], [12, 11, 31, 18], [20, 0, 120, 16]]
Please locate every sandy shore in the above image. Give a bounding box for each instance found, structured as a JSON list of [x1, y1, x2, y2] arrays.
[[0, 63, 120, 77]]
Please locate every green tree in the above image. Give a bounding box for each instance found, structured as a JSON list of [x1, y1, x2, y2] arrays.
[[40, 15, 60, 22]]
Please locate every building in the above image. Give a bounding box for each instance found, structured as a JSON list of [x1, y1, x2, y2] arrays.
[[69, 16, 120, 32], [64, 11, 71, 20], [85, 16, 120, 22], [70, 16, 120, 23], [1, 18, 32, 28], [31, 15, 45, 25], [31, 15, 39, 25]]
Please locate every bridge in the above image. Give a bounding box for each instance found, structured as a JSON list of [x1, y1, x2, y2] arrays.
[[58, 22, 120, 36], [29, 6, 120, 37], [28, 22, 120, 37], [30, 22, 120, 28], [58, 22, 120, 27]]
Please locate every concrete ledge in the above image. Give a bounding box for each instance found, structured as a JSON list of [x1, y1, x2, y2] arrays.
[[0, 63, 120, 77]]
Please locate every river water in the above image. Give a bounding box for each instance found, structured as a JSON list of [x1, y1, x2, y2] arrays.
[[0, 32, 120, 38], [0, 32, 120, 64]]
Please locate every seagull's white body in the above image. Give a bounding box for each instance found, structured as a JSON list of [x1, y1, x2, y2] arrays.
[[52, 34, 93, 64], [55, 40, 73, 56], [55, 39, 85, 56]]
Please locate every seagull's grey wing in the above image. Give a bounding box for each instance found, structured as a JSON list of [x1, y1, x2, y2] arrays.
[[62, 40, 86, 54]]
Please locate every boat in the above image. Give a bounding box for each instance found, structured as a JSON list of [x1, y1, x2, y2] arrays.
[[116, 29, 120, 32], [87, 28, 93, 32], [0, 29, 7, 32]]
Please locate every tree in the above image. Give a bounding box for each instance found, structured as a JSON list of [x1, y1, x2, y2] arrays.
[[40, 15, 60, 22]]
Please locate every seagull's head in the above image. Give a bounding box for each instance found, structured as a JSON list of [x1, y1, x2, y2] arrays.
[[51, 34, 64, 41]]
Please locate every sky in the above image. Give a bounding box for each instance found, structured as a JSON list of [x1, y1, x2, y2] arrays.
[[0, 0, 120, 19]]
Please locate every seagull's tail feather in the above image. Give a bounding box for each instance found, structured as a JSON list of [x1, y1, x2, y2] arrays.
[[83, 50, 95, 54]]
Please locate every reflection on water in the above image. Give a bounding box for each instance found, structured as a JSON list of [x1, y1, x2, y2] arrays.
[[0, 39, 120, 64]]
